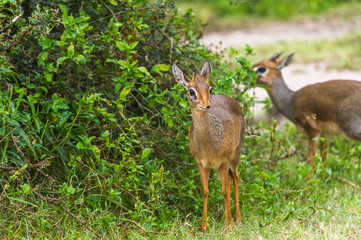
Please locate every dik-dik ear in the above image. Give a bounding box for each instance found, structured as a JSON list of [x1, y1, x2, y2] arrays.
[[172, 64, 189, 88], [269, 52, 283, 62], [276, 52, 294, 70], [200, 60, 211, 82]]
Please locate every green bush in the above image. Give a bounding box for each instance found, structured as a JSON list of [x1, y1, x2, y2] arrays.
[[0, 0, 258, 237]]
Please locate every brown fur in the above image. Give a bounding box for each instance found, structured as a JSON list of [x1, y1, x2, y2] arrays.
[[172, 60, 245, 231], [253, 53, 361, 179]]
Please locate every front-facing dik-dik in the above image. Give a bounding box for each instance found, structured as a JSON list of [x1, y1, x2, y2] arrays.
[[253, 53, 361, 177], [172, 60, 245, 231]]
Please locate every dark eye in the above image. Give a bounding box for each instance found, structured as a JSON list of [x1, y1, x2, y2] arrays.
[[210, 87, 213, 94], [257, 67, 267, 73], [189, 88, 197, 100]]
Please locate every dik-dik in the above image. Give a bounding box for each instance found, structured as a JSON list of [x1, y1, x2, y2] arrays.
[[172, 60, 245, 231], [253, 53, 361, 177]]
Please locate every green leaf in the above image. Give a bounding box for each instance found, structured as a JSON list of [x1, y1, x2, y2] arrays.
[[44, 72, 53, 83], [66, 186, 75, 195], [119, 87, 131, 101], [58, 111, 72, 127], [6, 118, 20, 127], [115, 83, 122, 93], [151, 64, 170, 76], [22, 184, 31, 194], [138, 66, 150, 76], [179, 99, 188, 108], [67, 44, 75, 57], [155, 97, 165, 105], [91, 145, 101, 159], [7, 197, 36, 207], [141, 148, 151, 160], [109, 0, 118, 5], [57, 56, 68, 68], [26, 83, 37, 89], [38, 37, 54, 49], [138, 85, 148, 93], [166, 118, 174, 127], [38, 51, 48, 62], [75, 55, 86, 64]]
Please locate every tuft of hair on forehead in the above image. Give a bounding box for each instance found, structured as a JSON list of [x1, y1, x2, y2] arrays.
[[193, 75, 210, 90]]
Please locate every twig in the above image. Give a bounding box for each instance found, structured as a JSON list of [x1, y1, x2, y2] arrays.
[[168, 158, 196, 166], [14, 126, 28, 141], [157, 27, 198, 69], [11, 132, 30, 165], [100, 0, 119, 22], [341, 178, 361, 190], [169, 37, 173, 63], [278, 150, 299, 160], [0, 4, 22, 33], [32, 189, 102, 239], [119, 218, 170, 235], [0, 156, 53, 171], [132, 229, 170, 235], [139, 44, 156, 64], [0, 127, 18, 143], [269, 185, 312, 194], [4, 26, 34, 51]]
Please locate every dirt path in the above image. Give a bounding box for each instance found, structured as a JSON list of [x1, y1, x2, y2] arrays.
[[201, 19, 361, 118], [201, 20, 356, 48]]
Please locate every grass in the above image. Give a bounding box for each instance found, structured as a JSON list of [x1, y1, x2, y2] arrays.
[[126, 179, 361, 239], [4, 124, 360, 239], [4, 181, 360, 239]]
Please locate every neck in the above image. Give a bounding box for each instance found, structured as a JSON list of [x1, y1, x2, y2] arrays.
[[191, 108, 223, 141], [267, 73, 295, 122], [191, 108, 209, 122]]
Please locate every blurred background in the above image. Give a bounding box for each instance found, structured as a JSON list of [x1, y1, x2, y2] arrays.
[[178, 0, 361, 119]]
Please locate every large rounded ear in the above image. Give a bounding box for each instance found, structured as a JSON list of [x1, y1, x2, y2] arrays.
[[172, 64, 189, 88], [275, 52, 294, 70], [200, 60, 211, 82]]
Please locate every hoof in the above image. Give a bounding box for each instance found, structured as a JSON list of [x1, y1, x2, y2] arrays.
[[225, 219, 234, 231], [236, 216, 241, 224], [199, 221, 207, 232]]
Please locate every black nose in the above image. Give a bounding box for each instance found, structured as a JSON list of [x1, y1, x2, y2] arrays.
[[206, 105, 211, 109]]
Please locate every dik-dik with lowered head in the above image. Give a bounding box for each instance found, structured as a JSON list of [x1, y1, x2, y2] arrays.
[[253, 53, 361, 178], [172, 60, 245, 231]]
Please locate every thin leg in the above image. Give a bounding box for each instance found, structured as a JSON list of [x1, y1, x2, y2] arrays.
[[320, 138, 329, 168], [307, 135, 317, 180], [227, 171, 232, 218], [231, 167, 241, 223], [197, 162, 210, 232], [218, 162, 232, 229]]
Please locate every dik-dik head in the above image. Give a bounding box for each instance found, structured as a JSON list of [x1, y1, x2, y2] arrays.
[[253, 52, 294, 87], [172, 60, 213, 111]]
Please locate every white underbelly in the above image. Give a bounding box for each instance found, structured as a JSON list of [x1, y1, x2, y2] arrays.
[[200, 158, 226, 169]]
